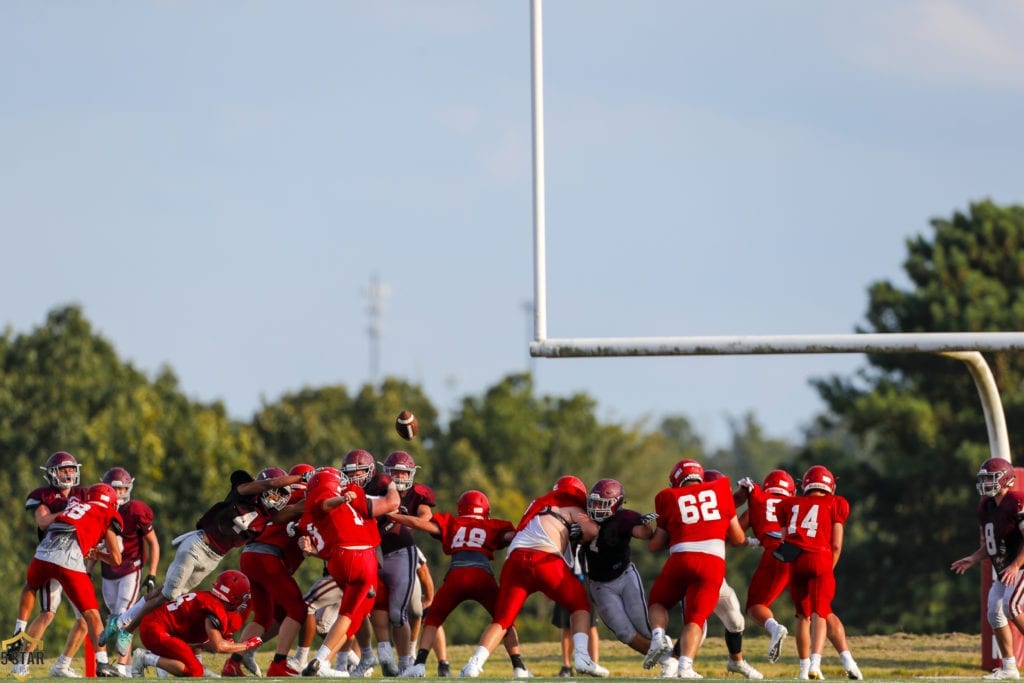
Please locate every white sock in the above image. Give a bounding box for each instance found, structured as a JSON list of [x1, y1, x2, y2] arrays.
[[360, 646, 373, 658], [295, 646, 310, 666], [116, 664, 128, 676], [679, 656, 693, 670], [471, 646, 490, 665], [799, 658, 810, 672], [839, 650, 855, 668], [651, 626, 665, 642], [572, 633, 590, 657], [119, 602, 144, 629], [399, 656, 412, 669], [765, 618, 779, 634], [144, 652, 161, 667], [14, 620, 27, 633], [810, 654, 822, 669], [315, 646, 332, 665], [57, 655, 73, 667], [95, 651, 109, 664], [1006, 657, 1018, 670]]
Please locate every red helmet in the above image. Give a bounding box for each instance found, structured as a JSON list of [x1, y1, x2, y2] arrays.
[[256, 467, 292, 511], [383, 451, 419, 492], [762, 469, 796, 497], [587, 478, 625, 521], [552, 475, 587, 507], [670, 459, 704, 488], [87, 483, 117, 509], [977, 458, 1016, 497], [308, 467, 346, 498], [42, 451, 81, 489], [288, 464, 315, 489], [102, 467, 135, 505], [801, 465, 836, 494], [342, 449, 376, 488], [211, 570, 251, 612], [457, 490, 491, 518]]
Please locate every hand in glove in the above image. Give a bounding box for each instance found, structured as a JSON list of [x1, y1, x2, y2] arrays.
[[142, 574, 158, 595]]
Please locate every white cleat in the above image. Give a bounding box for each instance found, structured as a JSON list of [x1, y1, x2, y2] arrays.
[[458, 657, 483, 678], [402, 664, 426, 678], [644, 634, 673, 670], [132, 648, 150, 678], [726, 659, 763, 679], [767, 625, 788, 664], [844, 663, 863, 680], [350, 652, 377, 678], [50, 663, 83, 678], [512, 667, 533, 678], [808, 669, 825, 680], [377, 644, 398, 677], [984, 669, 1022, 680], [677, 666, 703, 679], [659, 657, 679, 678], [573, 653, 609, 678]]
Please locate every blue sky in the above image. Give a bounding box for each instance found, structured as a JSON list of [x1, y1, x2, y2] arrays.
[[2, 1, 1023, 448]]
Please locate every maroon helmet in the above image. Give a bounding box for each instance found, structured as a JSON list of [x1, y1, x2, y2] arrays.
[[256, 466, 291, 511], [977, 458, 1016, 498], [801, 465, 837, 495], [587, 478, 625, 521], [211, 570, 252, 612], [342, 449, 376, 488], [669, 459, 704, 488], [383, 451, 419, 492], [762, 469, 796, 497], [102, 467, 135, 505], [42, 451, 81, 489], [703, 469, 726, 483], [457, 490, 491, 518]]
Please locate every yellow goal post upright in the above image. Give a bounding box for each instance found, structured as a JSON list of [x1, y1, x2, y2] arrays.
[[524, 0, 1023, 669]]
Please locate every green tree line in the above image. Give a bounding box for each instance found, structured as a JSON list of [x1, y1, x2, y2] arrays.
[[1, 199, 1021, 644]]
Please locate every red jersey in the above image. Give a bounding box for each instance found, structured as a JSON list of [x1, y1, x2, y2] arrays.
[[776, 494, 850, 553], [250, 518, 306, 575], [103, 499, 155, 580], [301, 482, 379, 555], [745, 484, 787, 549], [52, 500, 123, 556], [143, 590, 233, 645], [432, 513, 514, 561], [654, 477, 736, 550]]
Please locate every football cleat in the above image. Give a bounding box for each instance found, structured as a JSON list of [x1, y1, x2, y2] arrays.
[[726, 659, 763, 679], [268, 659, 302, 677], [513, 666, 533, 678], [984, 669, 1021, 680], [808, 669, 825, 680], [644, 634, 673, 670], [99, 615, 119, 647], [458, 657, 483, 678], [241, 649, 262, 676], [767, 624, 788, 663], [96, 662, 124, 678], [222, 658, 246, 677], [437, 661, 451, 678], [677, 667, 704, 679], [50, 662, 83, 678], [557, 666, 574, 678], [659, 657, 678, 678], [402, 664, 426, 678], [132, 648, 150, 678], [845, 663, 863, 680], [573, 653, 609, 678]]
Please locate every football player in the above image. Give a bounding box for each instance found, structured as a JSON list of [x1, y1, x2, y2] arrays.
[[20, 482, 125, 677], [459, 475, 607, 678], [387, 489, 531, 678], [371, 451, 437, 675], [775, 465, 851, 681], [952, 458, 1024, 681], [130, 569, 262, 678], [9, 451, 91, 678], [97, 466, 160, 676], [298, 466, 400, 677], [645, 459, 747, 679]]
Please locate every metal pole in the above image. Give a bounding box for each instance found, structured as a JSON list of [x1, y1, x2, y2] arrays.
[[530, 0, 548, 342]]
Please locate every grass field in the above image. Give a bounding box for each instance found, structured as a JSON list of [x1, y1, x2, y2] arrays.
[[8, 632, 994, 680]]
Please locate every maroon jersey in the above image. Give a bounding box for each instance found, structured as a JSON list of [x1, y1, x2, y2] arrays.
[[432, 512, 514, 567], [654, 477, 736, 548], [379, 483, 436, 554], [195, 470, 273, 554], [979, 491, 1024, 573], [777, 494, 850, 553], [301, 482, 379, 555], [26, 485, 88, 538], [581, 508, 645, 582], [103, 499, 155, 580], [746, 484, 787, 550], [144, 590, 233, 645]]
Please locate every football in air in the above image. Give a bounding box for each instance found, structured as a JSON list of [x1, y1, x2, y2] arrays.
[[395, 411, 418, 440]]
